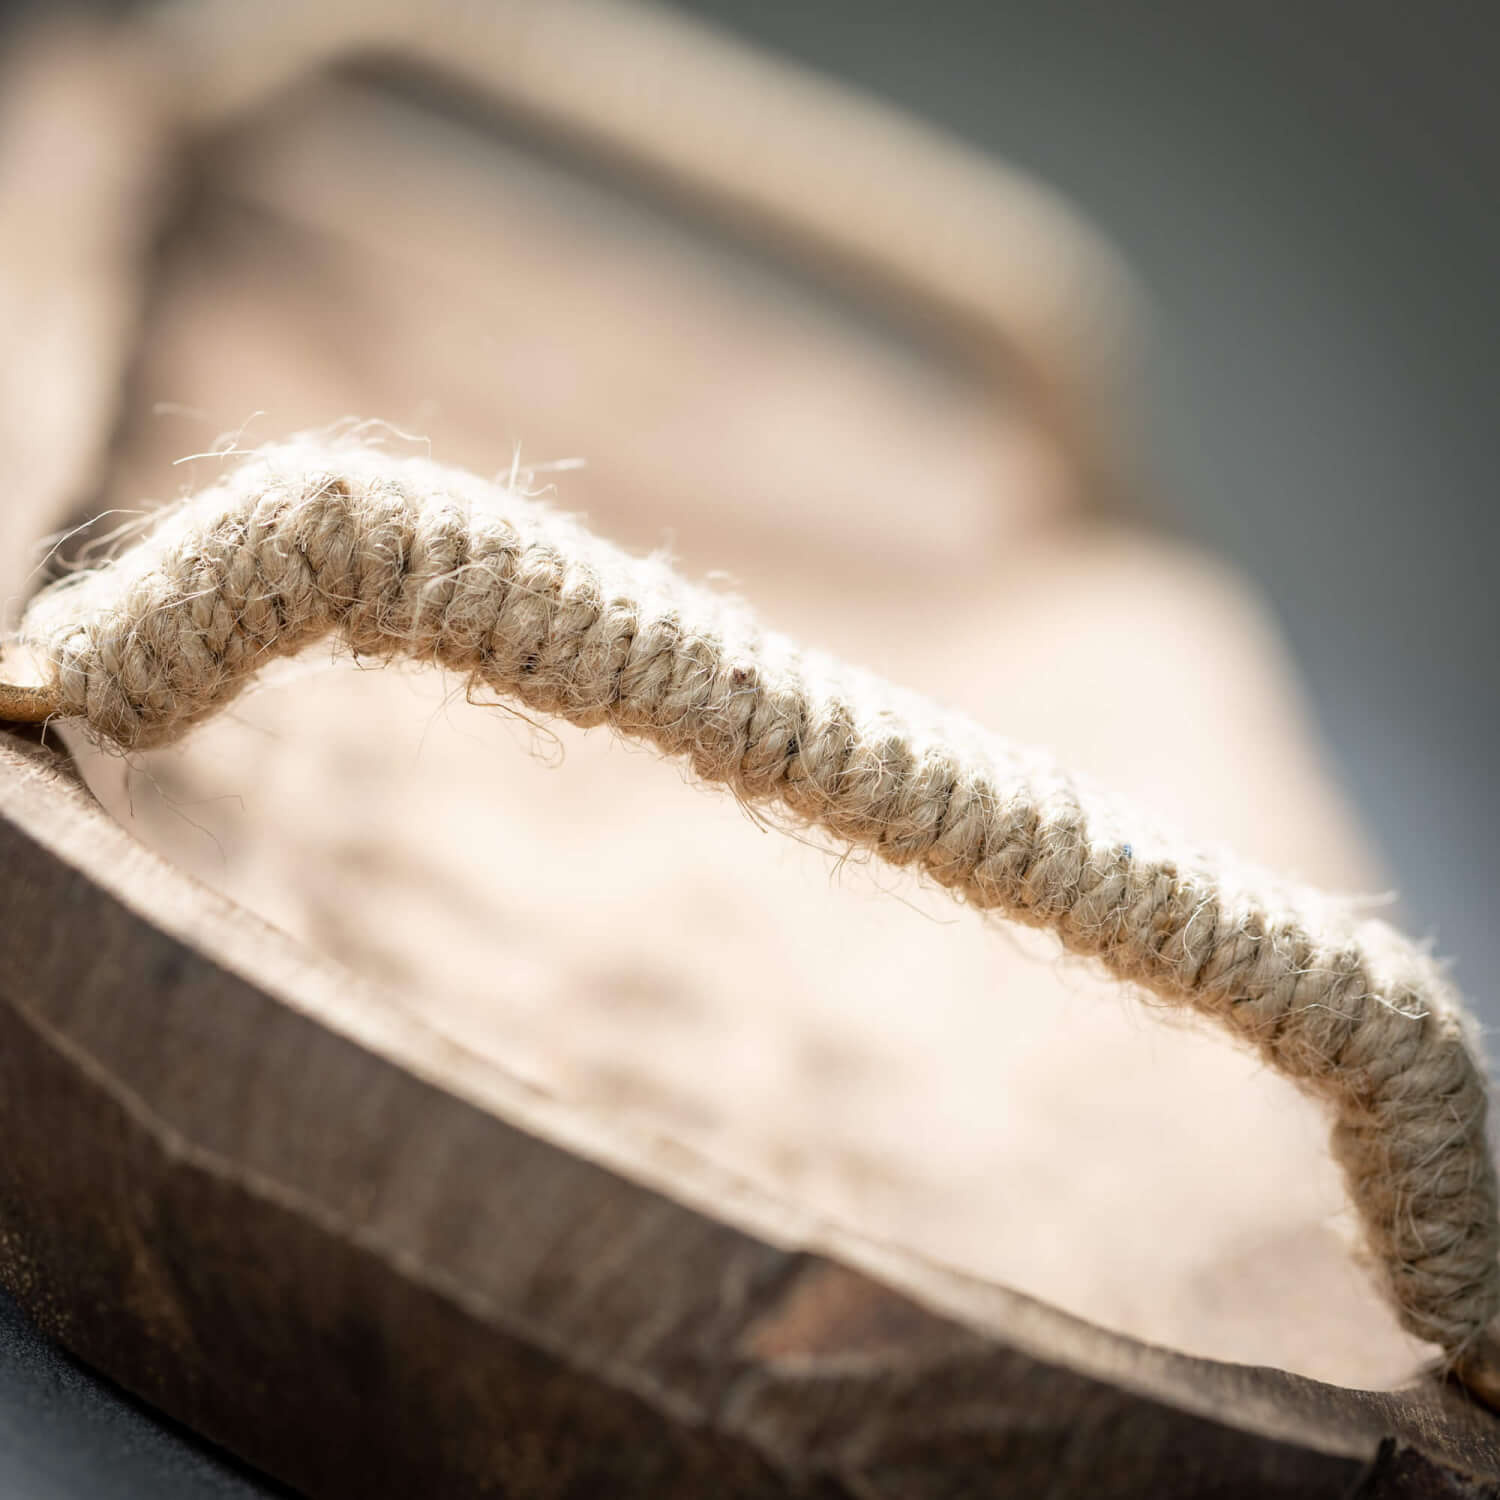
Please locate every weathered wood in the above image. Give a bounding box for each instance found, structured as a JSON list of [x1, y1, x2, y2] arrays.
[[1, 725, 1498, 1497]]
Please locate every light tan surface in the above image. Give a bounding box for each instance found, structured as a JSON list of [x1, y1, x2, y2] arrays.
[[56, 73, 1424, 1388], [0, 25, 165, 617]]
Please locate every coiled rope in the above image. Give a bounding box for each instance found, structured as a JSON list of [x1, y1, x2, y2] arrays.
[[5, 440, 1498, 1397]]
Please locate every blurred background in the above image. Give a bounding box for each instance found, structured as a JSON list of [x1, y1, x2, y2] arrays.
[[677, 0, 1500, 1009], [0, 1, 1496, 1494]]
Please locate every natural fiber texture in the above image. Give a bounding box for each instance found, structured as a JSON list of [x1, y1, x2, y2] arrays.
[[11, 440, 1500, 1365]]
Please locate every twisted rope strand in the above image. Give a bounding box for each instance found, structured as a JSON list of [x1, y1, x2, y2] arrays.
[[11, 441, 1499, 1377]]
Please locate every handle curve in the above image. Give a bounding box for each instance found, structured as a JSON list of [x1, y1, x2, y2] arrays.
[[140, 0, 1138, 505], [10, 441, 1499, 1393]]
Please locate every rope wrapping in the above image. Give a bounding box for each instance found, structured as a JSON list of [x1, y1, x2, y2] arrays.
[[12, 441, 1499, 1369]]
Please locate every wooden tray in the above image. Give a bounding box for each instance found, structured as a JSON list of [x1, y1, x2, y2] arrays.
[[4, 3, 1500, 1494]]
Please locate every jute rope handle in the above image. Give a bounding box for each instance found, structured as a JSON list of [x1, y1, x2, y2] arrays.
[[4, 441, 1499, 1404]]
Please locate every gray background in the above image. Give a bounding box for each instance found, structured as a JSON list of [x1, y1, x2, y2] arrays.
[[1, 1, 1496, 1493], [673, 0, 1500, 1014]]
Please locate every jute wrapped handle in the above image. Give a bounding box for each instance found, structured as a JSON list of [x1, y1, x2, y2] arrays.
[[5, 441, 1499, 1400]]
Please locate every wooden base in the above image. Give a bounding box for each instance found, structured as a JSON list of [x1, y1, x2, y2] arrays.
[[2, 727, 1498, 1497]]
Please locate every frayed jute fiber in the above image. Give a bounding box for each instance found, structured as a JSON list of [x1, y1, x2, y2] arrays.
[[6, 440, 1499, 1387]]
